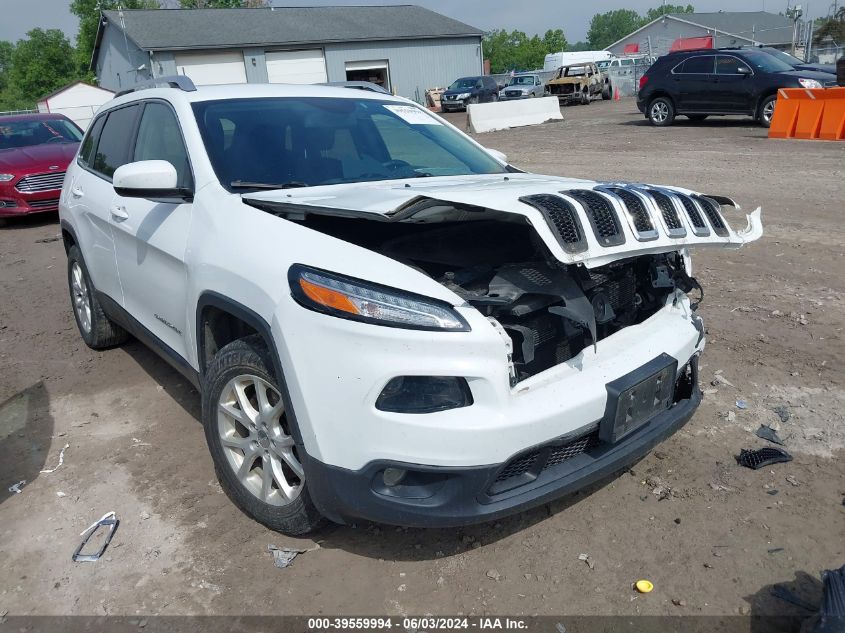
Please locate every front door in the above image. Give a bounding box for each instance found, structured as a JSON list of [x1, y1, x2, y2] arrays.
[[110, 101, 194, 360], [713, 55, 755, 113]]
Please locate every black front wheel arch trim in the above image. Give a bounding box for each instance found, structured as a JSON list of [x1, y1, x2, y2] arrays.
[[195, 291, 306, 447], [60, 219, 79, 255]]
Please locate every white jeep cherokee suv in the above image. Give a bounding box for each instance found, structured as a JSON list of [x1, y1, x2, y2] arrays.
[[60, 77, 762, 535]]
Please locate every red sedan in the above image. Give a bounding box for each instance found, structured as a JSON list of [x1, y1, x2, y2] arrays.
[[0, 113, 83, 219]]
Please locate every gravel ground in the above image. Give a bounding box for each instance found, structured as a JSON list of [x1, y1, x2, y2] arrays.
[[1, 99, 843, 621]]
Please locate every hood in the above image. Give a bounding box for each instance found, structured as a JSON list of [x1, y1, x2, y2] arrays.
[[443, 88, 474, 96], [794, 62, 836, 75], [778, 69, 838, 82], [244, 173, 762, 269], [0, 143, 78, 175], [549, 76, 585, 85]]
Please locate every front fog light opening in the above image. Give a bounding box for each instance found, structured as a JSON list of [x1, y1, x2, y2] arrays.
[[382, 467, 407, 487], [375, 376, 473, 414]]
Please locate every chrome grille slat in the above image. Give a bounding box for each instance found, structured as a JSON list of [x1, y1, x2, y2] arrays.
[[519, 194, 587, 254], [601, 186, 658, 242], [693, 195, 730, 237], [563, 189, 625, 247], [639, 188, 686, 238], [676, 194, 710, 237], [15, 171, 65, 193], [27, 198, 60, 209]]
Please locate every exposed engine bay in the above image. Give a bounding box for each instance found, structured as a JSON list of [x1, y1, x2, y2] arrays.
[[272, 210, 704, 384]]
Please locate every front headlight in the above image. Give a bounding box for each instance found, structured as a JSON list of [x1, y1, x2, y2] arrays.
[[456, 92, 471, 99], [798, 78, 822, 89], [0, 174, 15, 182], [289, 265, 469, 332]]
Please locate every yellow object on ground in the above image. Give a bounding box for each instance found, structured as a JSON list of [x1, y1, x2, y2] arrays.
[[635, 580, 654, 593]]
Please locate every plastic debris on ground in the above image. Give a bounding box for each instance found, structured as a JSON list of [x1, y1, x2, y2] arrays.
[[756, 424, 785, 445], [737, 447, 793, 470], [813, 564, 845, 633], [578, 553, 595, 569], [736, 399, 748, 410], [40, 443, 69, 474], [635, 579, 654, 593], [268, 543, 320, 569], [73, 511, 119, 562], [7, 480, 25, 494]]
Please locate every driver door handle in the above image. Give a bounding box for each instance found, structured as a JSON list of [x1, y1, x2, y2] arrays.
[[70, 185, 84, 198], [110, 205, 129, 221]]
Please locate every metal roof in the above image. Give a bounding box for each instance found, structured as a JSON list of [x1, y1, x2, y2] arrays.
[[101, 5, 483, 51], [667, 11, 795, 45]]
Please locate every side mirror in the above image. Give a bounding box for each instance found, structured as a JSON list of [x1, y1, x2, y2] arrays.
[[485, 148, 508, 164], [737, 66, 752, 76], [113, 160, 192, 202]]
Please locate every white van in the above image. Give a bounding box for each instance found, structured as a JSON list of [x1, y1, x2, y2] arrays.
[[543, 51, 613, 72]]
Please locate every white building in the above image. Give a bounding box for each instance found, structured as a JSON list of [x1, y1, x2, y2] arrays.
[[36, 82, 114, 130]]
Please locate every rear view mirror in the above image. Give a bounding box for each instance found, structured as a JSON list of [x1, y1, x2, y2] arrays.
[[113, 160, 192, 202]]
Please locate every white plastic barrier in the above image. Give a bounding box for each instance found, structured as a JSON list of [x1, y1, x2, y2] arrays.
[[467, 97, 563, 134]]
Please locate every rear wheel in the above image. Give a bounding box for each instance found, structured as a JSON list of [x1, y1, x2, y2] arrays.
[[758, 95, 777, 127], [202, 335, 326, 535], [602, 84, 612, 100], [648, 97, 675, 126], [66, 245, 128, 349]]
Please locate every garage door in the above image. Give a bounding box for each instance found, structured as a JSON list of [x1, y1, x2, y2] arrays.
[[174, 51, 247, 86], [266, 49, 327, 84]]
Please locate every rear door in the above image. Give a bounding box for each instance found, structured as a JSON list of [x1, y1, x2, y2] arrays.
[[672, 55, 716, 111], [714, 55, 755, 112], [110, 100, 194, 360], [68, 104, 142, 305]]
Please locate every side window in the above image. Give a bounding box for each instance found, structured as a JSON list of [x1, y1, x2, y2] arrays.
[[677, 56, 715, 74], [92, 104, 140, 179], [133, 102, 193, 189], [716, 55, 751, 74], [78, 115, 106, 167]]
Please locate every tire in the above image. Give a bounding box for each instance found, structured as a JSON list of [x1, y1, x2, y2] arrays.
[[602, 84, 612, 100], [580, 90, 590, 105], [687, 114, 708, 122], [202, 335, 326, 535], [648, 96, 675, 126], [67, 245, 129, 349], [758, 95, 777, 128]]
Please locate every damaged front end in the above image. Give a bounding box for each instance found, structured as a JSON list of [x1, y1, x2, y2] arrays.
[[246, 176, 761, 385]]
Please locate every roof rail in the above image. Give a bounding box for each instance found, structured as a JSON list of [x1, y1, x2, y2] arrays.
[[115, 75, 197, 98]]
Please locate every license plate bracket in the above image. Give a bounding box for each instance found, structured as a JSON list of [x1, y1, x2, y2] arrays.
[[600, 354, 678, 444]]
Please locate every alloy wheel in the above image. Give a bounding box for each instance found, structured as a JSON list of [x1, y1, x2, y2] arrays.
[[651, 101, 669, 123], [71, 261, 92, 334], [217, 374, 303, 506], [762, 100, 775, 124]]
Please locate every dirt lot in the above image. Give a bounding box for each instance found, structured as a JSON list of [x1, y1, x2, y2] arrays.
[[1, 99, 843, 621]]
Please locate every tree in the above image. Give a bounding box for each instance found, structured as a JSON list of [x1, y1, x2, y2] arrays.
[[587, 9, 643, 49], [0, 41, 13, 94], [814, 7, 845, 44], [484, 28, 569, 73], [6, 29, 80, 108], [643, 4, 695, 23], [70, 0, 161, 71], [178, 0, 268, 6], [542, 29, 567, 54]]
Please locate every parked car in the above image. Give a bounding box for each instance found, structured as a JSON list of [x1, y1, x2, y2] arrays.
[[498, 73, 546, 100], [440, 76, 499, 111], [548, 62, 610, 104], [637, 48, 838, 127], [0, 113, 83, 219], [61, 77, 762, 534], [740, 45, 836, 75], [544, 50, 613, 72], [597, 55, 656, 71]]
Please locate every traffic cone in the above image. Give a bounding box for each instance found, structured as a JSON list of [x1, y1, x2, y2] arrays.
[[613, 86, 620, 101]]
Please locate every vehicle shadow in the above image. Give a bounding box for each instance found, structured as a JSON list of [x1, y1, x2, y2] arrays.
[[0, 382, 55, 506], [619, 116, 761, 128], [0, 212, 59, 230], [743, 569, 823, 632], [119, 339, 201, 422], [314, 467, 639, 561]]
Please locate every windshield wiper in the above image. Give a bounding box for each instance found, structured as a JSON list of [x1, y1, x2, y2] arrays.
[[230, 180, 309, 190]]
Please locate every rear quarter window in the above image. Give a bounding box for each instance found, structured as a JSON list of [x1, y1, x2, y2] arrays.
[[78, 115, 106, 167], [91, 104, 140, 179]]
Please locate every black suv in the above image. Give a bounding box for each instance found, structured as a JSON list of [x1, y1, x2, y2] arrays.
[[637, 48, 837, 127], [441, 76, 499, 112]]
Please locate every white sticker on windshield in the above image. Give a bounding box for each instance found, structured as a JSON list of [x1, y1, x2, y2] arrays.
[[383, 104, 442, 125]]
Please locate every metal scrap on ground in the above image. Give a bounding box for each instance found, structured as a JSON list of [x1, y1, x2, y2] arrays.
[[267, 543, 320, 569]]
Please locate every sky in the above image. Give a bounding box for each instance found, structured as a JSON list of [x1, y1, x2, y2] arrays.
[[0, 0, 822, 45]]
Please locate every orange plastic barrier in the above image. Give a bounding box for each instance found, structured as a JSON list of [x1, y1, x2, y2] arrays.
[[769, 87, 845, 141]]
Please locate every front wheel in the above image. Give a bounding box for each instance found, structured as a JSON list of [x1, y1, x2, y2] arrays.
[[648, 97, 675, 126], [202, 335, 326, 535], [602, 84, 612, 100], [758, 95, 777, 128]]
